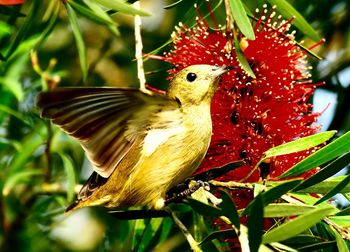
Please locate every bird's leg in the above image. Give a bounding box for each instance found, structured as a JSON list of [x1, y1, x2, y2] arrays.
[[165, 180, 210, 205]]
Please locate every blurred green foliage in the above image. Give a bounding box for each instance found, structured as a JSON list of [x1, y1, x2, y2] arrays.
[[0, 0, 349, 251]]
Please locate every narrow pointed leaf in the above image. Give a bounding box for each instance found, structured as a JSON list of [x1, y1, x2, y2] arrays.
[[82, 0, 120, 36], [294, 176, 350, 194], [242, 180, 301, 216], [328, 216, 350, 228], [220, 190, 240, 230], [164, 0, 184, 9], [264, 131, 336, 159], [186, 198, 222, 217], [280, 131, 350, 178], [248, 194, 263, 252], [263, 204, 315, 218], [138, 218, 164, 252], [3, 170, 43, 196], [234, 38, 256, 78], [266, 0, 321, 41], [58, 152, 76, 202], [315, 174, 350, 205], [328, 225, 349, 252], [262, 207, 337, 244], [193, 160, 244, 182], [295, 152, 350, 191], [200, 229, 237, 245], [229, 0, 255, 40], [65, 3, 88, 81], [95, 0, 150, 16]]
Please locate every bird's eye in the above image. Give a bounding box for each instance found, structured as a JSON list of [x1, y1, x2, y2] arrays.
[[186, 72, 197, 82]]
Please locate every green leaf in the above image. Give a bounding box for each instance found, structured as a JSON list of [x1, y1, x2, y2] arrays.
[[336, 206, 350, 216], [314, 174, 350, 205], [248, 194, 263, 252], [75, 0, 120, 36], [164, 0, 184, 9], [242, 180, 301, 216], [220, 190, 240, 230], [328, 216, 350, 228], [264, 131, 336, 159], [234, 38, 256, 78], [158, 217, 173, 243], [186, 198, 222, 217], [95, 0, 150, 16], [8, 126, 46, 174], [262, 207, 338, 244], [266, 0, 321, 41], [295, 176, 350, 194], [5, 1, 38, 58], [280, 131, 350, 178], [3, 170, 43, 196], [0, 104, 30, 125], [133, 219, 148, 251], [200, 230, 237, 245], [295, 152, 350, 191], [228, 0, 255, 40], [137, 218, 164, 252], [328, 225, 349, 252], [263, 204, 315, 218], [57, 152, 76, 202], [193, 160, 244, 181], [65, 3, 88, 82], [0, 20, 12, 36]]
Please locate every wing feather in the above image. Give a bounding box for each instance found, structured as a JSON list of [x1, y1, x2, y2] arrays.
[[37, 87, 156, 178]]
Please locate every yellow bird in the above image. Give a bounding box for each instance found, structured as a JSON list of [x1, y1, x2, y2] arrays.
[[36, 64, 230, 212]]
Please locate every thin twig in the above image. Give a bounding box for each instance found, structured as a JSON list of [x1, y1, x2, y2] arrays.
[[169, 209, 202, 252], [210, 180, 254, 190], [133, 1, 149, 94]]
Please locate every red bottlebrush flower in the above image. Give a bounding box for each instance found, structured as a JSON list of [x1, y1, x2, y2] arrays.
[[0, 0, 24, 5], [157, 7, 321, 186]]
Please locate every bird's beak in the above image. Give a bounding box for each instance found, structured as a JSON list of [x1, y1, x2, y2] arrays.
[[209, 65, 235, 78]]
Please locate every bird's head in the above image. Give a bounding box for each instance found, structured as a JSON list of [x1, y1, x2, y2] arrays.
[[167, 64, 231, 106]]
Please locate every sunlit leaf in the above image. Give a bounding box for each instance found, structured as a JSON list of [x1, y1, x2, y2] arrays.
[[295, 175, 350, 194], [264, 131, 335, 159], [242, 180, 301, 215], [280, 131, 350, 178], [8, 126, 46, 174], [65, 3, 88, 81], [95, 0, 150, 16], [164, 0, 183, 9], [234, 37, 256, 78], [75, 0, 120, 36], [0, 20, 12, 36], [328, 225, 349, 252], [328, 216, 350, 229], [262, 207, 338, 244], [266, 0, 321, 41], [228, 0, 255, 40], [315, 174, 350, 205], [295, 152, 350, 191], [263, 204, 315, 218], [3, 170, 43, 196]]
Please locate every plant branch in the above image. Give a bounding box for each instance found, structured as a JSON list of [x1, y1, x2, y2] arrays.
[[170, 209, 202, 252], [133, 1, 148, 93]]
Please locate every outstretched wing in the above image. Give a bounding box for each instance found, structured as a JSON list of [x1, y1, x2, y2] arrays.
[[36, 87, 158, 178]]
